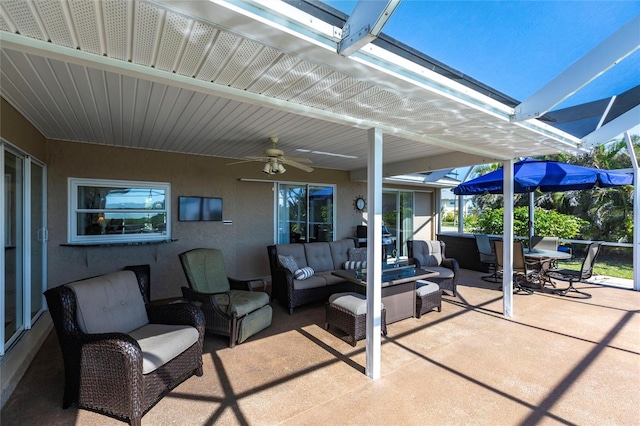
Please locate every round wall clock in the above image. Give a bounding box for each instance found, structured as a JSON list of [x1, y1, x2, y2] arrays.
[[354, 196, 366, 212]]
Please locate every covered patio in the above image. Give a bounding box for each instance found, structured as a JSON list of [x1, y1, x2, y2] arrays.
[[3, 269, 639, 425], [1, 0, 638, 412]]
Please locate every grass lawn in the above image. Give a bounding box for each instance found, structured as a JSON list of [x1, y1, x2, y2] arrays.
[[558, 259, 633, 280]]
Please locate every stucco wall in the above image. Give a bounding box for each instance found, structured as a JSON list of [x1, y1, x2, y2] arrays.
[[1, 98, 47, 160]]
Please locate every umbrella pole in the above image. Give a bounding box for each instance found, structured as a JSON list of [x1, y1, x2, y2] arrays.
[[528, 192, 535, 248]]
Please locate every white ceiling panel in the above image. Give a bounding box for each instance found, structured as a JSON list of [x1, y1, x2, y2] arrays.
[[1, 0, 44, 40], [69, 0, 102, 54], [33, 0, 75, 48], [102, 0, 129, 61]]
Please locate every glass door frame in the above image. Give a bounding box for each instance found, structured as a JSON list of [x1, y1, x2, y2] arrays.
[[25, 157, 47, 328]]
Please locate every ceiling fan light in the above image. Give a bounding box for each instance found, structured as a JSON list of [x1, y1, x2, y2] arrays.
[[262, 162, 272, 174], [277, 163, 286, 174], [267, 158, 278, 174]]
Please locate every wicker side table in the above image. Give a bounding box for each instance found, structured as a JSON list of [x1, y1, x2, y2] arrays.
[[325, 292, 387, 346]]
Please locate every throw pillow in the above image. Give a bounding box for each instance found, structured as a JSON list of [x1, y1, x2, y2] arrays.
[[347, 247, 367, 262], [294, 266, 314, 280], [278, 255, 299, 273], [343, 260, 367, 270]]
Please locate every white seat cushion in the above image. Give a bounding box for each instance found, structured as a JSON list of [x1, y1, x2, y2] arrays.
[[416, 280, 440, 297], [129, 323, 199, 374], [426, 266, 455, 279], [328, 292, 383, 315]]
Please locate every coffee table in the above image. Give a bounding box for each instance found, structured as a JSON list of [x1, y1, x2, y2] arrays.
[[332, 266, 437, 324]]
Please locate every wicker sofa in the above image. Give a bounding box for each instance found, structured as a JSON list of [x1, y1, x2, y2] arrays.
[[267, 239, 360, 314], [44, 265, 205, 426]]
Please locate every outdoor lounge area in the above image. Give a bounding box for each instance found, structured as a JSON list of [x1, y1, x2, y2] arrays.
[[2, 269, 639, 425]]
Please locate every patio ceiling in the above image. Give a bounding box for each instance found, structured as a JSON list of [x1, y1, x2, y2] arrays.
[[0, 0, 583, 178]]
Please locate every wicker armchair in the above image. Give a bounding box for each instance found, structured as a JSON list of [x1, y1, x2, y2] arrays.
[[407, 240, 459, 296], [44, 265, 205, 426], [179, 248, 273, 348]]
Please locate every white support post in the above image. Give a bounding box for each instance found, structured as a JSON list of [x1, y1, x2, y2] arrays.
[[624, 132, 639, 291], [503, 159, 515, 317], [366, 127, 383, 379], [457, 193, 464, 234], [434, 188, 442, 237]]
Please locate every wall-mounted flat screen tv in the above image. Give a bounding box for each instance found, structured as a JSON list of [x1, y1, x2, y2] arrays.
[[178, 196, 202, 221], [201, 197, 222, 221], [178, 196, 223, 221]]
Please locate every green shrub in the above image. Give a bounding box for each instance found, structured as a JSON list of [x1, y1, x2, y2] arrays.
[[467, 206, 588, 239], [443, 211, 456, 223]]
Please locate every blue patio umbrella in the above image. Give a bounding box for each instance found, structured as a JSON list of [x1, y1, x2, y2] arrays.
[[454, 158, 632, 195], [453, 158, 633, 245]]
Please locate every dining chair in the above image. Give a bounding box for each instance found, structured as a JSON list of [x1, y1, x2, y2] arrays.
[[531, 235, 558, 251], [474, 234, 499, 282], [543, 242, 602, 299], [530, 235, 560, 282], [494, 240, 536, 294]]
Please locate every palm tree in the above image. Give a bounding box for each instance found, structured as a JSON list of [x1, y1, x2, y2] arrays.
[[541, 136, 637, 242]]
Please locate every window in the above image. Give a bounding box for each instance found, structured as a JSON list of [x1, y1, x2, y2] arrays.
[[277, 183, 335, 243], [68, 178, 170, 244]]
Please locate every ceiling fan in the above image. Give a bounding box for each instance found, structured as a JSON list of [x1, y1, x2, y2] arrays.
[[228, 137, 314, 174]]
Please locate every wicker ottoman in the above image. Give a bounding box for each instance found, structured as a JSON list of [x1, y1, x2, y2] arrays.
[[415, 280, 442, 318], [325, 292, 387, 346]]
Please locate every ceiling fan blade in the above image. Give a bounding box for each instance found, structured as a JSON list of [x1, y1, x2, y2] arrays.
[[284, 159, 314, 172], [226, 159, 254, 166], [282, 155, 313, 164], [227, 156, 269, 166]]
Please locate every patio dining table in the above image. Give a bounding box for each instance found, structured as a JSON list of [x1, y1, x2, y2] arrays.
[[522, 248, 572, 289], [523, 248, 572, 262]]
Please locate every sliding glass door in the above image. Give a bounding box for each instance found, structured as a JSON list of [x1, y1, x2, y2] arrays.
[[3, 149, 24, 351], [382, 190, 414, 258], [2, 144, 46, 355], [277, 183, 335, 244]]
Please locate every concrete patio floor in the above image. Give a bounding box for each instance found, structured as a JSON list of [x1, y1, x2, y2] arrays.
[[2, 268, 639, 425]]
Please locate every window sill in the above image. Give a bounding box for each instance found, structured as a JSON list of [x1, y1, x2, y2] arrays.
[[60, 239, 177, 247]]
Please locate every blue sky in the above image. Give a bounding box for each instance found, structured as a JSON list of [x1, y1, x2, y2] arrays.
[[323, 1, 639, 109]]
